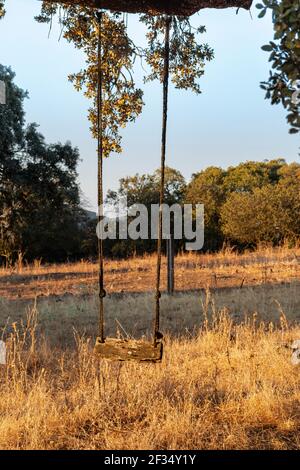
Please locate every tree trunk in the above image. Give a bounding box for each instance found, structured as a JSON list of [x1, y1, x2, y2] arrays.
[[42, 0, 253, 16]]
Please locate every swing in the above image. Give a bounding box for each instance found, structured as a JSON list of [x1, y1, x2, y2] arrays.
[[93, 12, 171, 362]]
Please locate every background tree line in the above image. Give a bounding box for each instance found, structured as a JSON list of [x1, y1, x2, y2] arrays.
[[1, 64, 300, 264], [107, 158, 300, 256]]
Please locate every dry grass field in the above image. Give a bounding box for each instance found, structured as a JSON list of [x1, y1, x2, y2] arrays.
[[1, 247, 300, 449], [1, 246, 300, 300]]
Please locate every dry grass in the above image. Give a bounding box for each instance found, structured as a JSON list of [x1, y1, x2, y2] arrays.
[[1, 246, 300, 300], [1, 298, 300, 450], [1, 248, 300, 449]]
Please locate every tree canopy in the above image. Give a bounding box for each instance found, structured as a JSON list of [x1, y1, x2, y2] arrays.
[[35, 3, 213, 158], [186, 159, 300, 250], [0, 65, 85, 263], [258, 0, 300, 134]]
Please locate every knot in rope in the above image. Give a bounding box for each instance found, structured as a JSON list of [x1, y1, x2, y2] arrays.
[[99, 289, 106, 299], [155, 291, 162, 300]]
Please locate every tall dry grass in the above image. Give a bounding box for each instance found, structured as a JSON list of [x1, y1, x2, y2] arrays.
[[2, 245, 300, 277], [2, 245, 300, 300], [1, 292, 300, 450]]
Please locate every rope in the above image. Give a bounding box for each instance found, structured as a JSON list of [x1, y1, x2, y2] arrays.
[[96, 10, 106, 343], [153, 15, 171, 345]]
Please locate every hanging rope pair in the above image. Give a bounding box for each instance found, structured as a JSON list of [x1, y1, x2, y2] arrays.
[[94, 13, 171, 361]]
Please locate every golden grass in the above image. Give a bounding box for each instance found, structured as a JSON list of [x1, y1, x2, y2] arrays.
[[0, 287, 300, 449], [1, 247, 300, 449], [1, 245, 300, 300]]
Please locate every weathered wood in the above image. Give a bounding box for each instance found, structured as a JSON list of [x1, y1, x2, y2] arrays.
[[94, 337, 163, 362], [42, 0, 253, 16]]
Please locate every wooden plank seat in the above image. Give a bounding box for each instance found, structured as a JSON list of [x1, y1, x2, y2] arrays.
[[94, 337, 163, 362]]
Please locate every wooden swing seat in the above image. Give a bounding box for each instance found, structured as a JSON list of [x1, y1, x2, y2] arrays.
[[94, 337, 163, 362]]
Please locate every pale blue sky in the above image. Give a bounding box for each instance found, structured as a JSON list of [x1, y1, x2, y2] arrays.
[[0, 1, 299, 209]]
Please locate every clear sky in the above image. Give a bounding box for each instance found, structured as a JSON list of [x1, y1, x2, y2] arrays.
[[1, 1, 299, 209]]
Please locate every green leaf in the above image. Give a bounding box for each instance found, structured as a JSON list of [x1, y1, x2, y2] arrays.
[[261, 44, 273, 52], [258, 8, 267, 18]]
